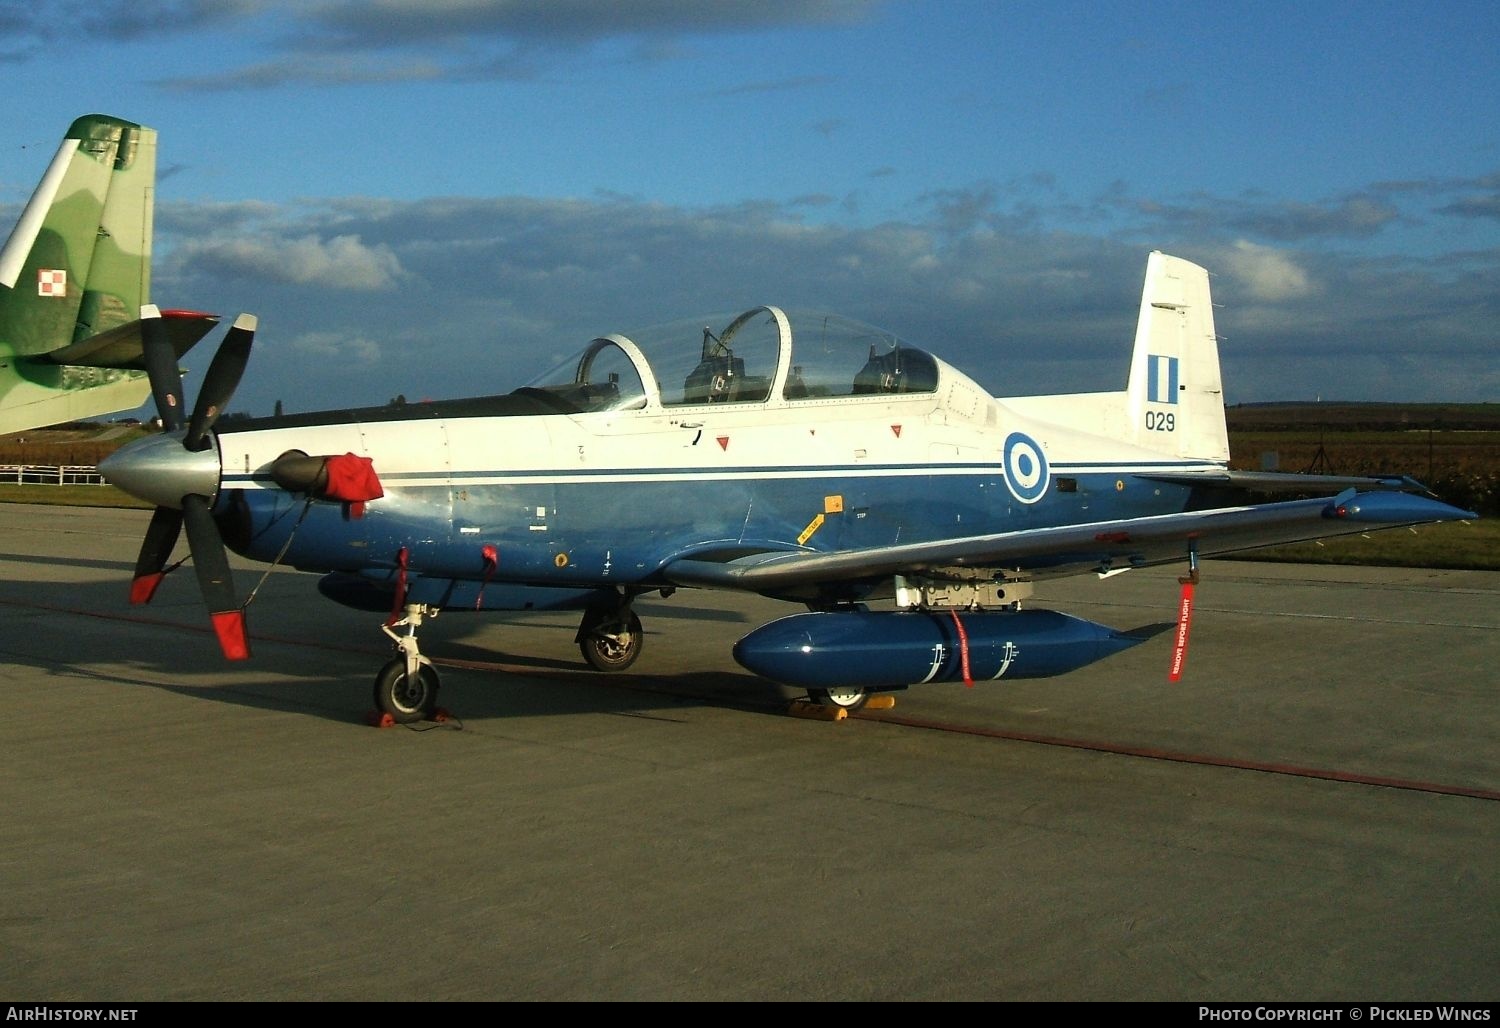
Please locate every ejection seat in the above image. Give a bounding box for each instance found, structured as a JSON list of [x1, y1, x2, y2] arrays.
[[852, 345, 938, 394]]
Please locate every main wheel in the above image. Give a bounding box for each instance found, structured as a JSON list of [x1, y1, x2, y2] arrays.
[[373, 658, 440, 723], [579, 610, 643, 672], [808, 684, 870, 711]]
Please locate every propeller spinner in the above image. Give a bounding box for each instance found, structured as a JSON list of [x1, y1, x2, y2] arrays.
[[99, 305, 258, 661]]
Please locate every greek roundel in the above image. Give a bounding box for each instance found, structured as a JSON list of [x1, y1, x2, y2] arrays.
[[1002, 431, 1050, 504]]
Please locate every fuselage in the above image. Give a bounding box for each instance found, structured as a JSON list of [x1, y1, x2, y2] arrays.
[[203, 305, 1220, 610]]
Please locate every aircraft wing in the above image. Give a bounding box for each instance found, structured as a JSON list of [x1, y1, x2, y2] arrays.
[[1135, 469, 1428, 494], [662, 490, 1476, 593], [40, 309, 220, 369]]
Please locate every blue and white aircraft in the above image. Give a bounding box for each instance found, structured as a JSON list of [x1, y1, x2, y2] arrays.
[[100, 252, 1476, 722]]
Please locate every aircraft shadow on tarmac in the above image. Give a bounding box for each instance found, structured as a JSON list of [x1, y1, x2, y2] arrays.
[[1, 571, 799, 727], [0, 551, 138, 573]]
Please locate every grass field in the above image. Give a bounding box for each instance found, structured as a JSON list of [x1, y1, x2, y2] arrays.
[[0, 484, 152, 509], [1219, 518, 1495, 571]]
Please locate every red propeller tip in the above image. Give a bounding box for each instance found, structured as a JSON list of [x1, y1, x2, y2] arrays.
[[211, 611, 251, 661], [129, 573, 164, 606]]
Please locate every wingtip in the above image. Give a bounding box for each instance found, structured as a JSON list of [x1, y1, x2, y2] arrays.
[[1330, 492, 1480, 524]]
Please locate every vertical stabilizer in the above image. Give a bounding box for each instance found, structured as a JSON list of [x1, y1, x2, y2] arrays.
[[1123, 251, 1228, 462], [0, 115, 164, 432], [0, 114, 155, 358]]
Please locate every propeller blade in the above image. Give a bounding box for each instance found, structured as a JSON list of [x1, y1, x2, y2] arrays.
[[129, 506, 184, 605], [185, 313, 257, 452], [182, 494, 250, 661], [140, 304, 185, 433]]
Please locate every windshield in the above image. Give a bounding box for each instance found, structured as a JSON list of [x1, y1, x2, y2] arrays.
[[513, 335, 652, 413]]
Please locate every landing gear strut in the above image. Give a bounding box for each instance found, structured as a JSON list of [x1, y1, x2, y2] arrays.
[[576, 593, 644, 672], [375, 603, 441, 723]]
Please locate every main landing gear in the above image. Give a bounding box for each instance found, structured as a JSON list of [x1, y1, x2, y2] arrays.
[[575, 594, 644, 672]]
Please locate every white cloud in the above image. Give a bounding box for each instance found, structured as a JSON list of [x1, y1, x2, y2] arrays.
[[181, 233, 405, 291], [149, 194, 1499, 412], [289, 330, 382, 363], [1220, 241, 1316, 302]]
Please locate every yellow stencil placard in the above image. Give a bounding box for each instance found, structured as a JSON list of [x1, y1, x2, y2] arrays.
[[797, 513, 826, 545], [824, 495, 844, 514]]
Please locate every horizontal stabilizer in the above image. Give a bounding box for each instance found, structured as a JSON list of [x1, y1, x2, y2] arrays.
[[1136, 470, 1428, 495], [41, 309, 219, 369]]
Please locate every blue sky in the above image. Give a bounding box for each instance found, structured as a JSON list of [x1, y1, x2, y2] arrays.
[[3, 0, 1497, 415]]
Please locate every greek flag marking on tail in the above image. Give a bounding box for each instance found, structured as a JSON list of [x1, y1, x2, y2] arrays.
[[1147, 354, 1179, 405]]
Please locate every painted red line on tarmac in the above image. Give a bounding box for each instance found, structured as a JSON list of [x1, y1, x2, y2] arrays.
[[859, 709, 1500, 802]]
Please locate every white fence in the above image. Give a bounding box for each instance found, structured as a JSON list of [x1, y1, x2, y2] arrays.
[[0, 464, 105, 486]]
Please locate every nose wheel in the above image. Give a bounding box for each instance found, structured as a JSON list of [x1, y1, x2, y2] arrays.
[[373, 658, 440, 724]]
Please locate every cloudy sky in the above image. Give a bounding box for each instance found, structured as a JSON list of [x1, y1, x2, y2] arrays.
[[3, 0, 1497, 416]]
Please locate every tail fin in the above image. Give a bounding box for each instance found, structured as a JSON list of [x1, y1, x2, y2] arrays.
[[0, 115, 216, 433], [1123, 251, 1228, 462], [1, 114, 155, 356]]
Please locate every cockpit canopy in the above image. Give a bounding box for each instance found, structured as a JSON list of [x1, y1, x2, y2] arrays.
[[517, 306, 941, 414]]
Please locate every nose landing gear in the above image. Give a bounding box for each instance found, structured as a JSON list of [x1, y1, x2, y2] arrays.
[[374, 603, 442, 723]]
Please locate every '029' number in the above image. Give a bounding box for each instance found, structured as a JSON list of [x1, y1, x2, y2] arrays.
[[1146, 411, 1176, 432]]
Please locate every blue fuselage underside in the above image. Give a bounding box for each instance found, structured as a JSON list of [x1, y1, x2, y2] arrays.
[[217, 462, 1197, 611]]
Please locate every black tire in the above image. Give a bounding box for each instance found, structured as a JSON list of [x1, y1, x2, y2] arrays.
[[579, 610, 643, 672], [373, 658, 440, 723], [808, 684, 870, 711]]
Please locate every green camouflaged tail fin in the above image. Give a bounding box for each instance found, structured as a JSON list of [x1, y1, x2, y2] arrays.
[[0, 115, 160, 431], [0, 114, 155, 357]]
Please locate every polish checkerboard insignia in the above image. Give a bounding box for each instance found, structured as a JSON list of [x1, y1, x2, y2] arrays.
[[37, 269, 67, 297]]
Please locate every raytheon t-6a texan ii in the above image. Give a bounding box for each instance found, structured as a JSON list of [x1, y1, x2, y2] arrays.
[[100, 252, 1476, 723], [0, 114, 219, 433]]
